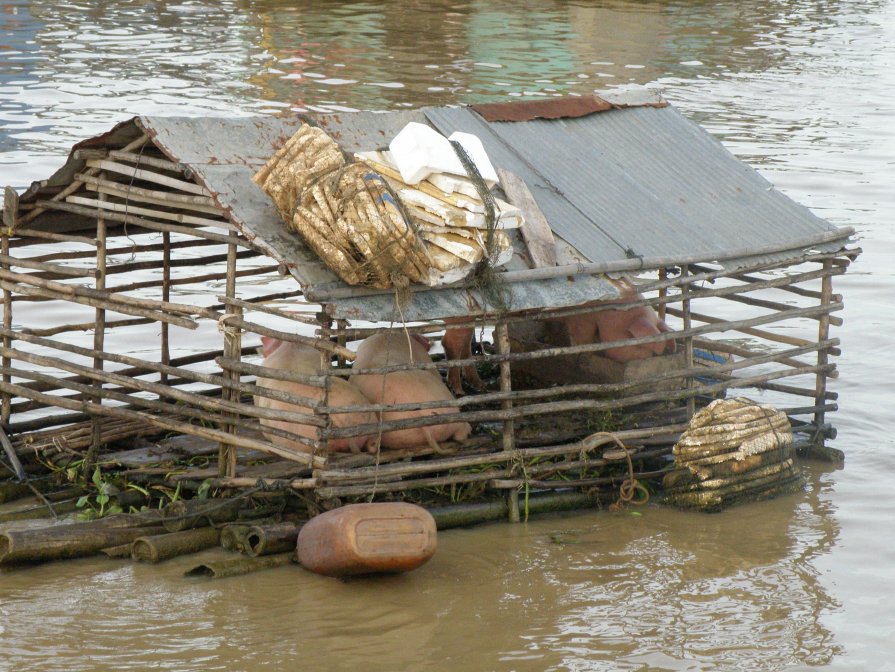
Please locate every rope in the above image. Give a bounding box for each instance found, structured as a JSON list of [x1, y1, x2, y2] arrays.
[[216, 312, 241, 336], [449, 140, 512, 313], [581, 431, 650, 511]]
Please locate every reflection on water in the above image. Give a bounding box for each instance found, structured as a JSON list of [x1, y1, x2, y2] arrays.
[[3, 0, 885, 186], [3, 0, 895, 670]]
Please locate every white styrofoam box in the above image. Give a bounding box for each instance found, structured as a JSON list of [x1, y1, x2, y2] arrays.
[[388, 122, 498, 186], [388, 122, 464, 185]]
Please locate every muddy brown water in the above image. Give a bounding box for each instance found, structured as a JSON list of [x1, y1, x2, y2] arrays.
[[1, 1, 894, 670]]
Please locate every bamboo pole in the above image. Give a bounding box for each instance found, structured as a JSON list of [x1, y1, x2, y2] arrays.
[[7, 228, 96, 245], [219, 231, 241, 478], [162, 497, 268, 532], [131, 527, 221, 563], [160, 232, 171, 387], [18, 132, 150, 226], [0, 329, 323, 414], [220, 523, 255, 552], [0, 265, 219, 319], [812, 259, 834, 457], [317, 315, 334, 469], [0, 427, 26, 481], [665, 306, 812, 348], [86, 183, 108, 472], [692, 337, 837, 371], [319, 338, 838, 416], [321, 301, 845, 379], [681, 265, 695, 418], [34, 199, 258, 248], [657, 267, 667, 321], [320, 362, 834, 442], [110, 264, 280, 295], [718, 291, 843, 327], [428, 491, 603, 529], [83, 159, 210, 196], [245, 522, 301, 557], [217, 316, 355, 361], [689, 262, 826, 300], [1, 350, 326, 430], [317, 426, 687, 484], [101, 248, 260, 278], [184, 552, 294, 579], [0, 276, 199, 330], [219, 295, 322, 326], [1, 224, 10, 427], [307, 229, 855, 300], [21, 236, 218, 264], [66, 195, 234, 231], [216, 361, 323, 388], [105, 149, 186, 173], [493, 321, 517, 521], [0, 252, 96, 278], [0, 514, 165, 566]]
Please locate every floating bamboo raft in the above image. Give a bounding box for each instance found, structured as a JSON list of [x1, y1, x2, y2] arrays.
[[0, 114, 858, 565]]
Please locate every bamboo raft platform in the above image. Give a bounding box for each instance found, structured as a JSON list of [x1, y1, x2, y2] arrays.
[[0, 100, 859, 569]]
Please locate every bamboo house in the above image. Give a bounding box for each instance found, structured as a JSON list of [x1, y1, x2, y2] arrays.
[[0, 89, 858, 526]]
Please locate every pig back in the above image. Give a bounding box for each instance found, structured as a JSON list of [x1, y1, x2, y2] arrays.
[[350, 355, 470, 449], [254, 341, 378, 453]]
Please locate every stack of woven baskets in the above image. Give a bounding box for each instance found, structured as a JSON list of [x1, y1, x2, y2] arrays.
[[253, 123, 515, 289], [662, 397, 804, 511]]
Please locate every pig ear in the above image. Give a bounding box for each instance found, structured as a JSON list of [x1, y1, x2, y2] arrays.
[[627, 317, 659, 339], [260, 336, 280, 357]]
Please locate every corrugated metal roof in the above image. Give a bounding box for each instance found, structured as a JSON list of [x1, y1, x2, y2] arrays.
[[16, 89, 852, 322]]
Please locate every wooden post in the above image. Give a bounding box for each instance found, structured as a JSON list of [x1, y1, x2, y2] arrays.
[[681, 265, 695, 419], [657, 267, 668, 322], [336, 319, 348, 368], [812, 259, 835, 457], [218, 231, 241, 478], [160, 232, 171, 386], [85, 181, 107, 471], [318, 312, 333, 464], [1, 187, 15, 427], [495, 321, 519, 521]]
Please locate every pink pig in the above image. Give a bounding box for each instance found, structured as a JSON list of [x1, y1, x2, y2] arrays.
[[349, 332, 472, 450], [254, 337, 379, 454], [559, 280, 676, 361], [442, 279, 675, 392]]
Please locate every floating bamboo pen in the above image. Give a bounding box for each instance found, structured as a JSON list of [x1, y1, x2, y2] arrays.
[[0, 116, 859, 529]]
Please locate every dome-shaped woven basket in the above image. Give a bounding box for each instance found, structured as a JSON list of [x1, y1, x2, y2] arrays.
[[662, 397, 802, 510]]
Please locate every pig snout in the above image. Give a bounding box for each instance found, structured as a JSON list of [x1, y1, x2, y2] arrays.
[[596, 306, 675, 361]]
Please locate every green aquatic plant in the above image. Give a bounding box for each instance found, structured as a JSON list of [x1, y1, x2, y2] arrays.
[[75, 466, 123, 520]]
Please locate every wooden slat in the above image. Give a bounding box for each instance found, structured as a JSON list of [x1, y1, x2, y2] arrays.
[[497, 168, 556, 268]]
